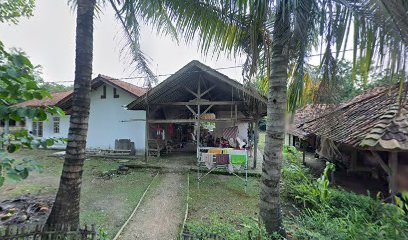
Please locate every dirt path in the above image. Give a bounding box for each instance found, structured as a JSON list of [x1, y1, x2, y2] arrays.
[[117, 173, 187, 240]]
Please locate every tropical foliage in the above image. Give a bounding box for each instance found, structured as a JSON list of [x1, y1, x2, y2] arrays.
[[0, 0, 35, 24], [282, 146, 408, 240], [0, 42, 65, 187]]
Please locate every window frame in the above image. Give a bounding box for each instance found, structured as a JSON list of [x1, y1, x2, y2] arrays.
[[113, 87, 119, 98], [101, 85, 106, 99], [32, 121, 43, 137], [53, 117, 60, 134]]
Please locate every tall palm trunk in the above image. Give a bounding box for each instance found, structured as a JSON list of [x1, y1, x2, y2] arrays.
[[46, 0, 95, 228], [260, 0, 290, 236]]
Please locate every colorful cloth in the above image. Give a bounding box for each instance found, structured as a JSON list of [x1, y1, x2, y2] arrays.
[[208, 148, 223, 154], [223, 126, 238, 139], [222, 148, 234, 154], [230, 154, 246, 166], [215, 154, 229, 165], [201, 153, 214, 169], [228, 149, 246, 155]]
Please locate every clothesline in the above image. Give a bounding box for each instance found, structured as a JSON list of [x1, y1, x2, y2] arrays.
[[197, 147, 249, 192]]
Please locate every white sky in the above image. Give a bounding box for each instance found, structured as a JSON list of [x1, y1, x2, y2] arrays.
[[0, 0, 249, 87], [0, 0, 340, 87]]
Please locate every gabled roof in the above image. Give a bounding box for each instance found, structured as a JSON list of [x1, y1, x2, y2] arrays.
[[127, 60, 267, 116], [13, 91, 73, 107], [15, 75, 146, 113], [95, 74, 147, 97], [299, 83, 408, 151]]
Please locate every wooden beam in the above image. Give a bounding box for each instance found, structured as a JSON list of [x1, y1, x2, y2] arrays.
[[197, 78, 201, 159], [153, 101, 242, 106], [235, 104, 238, 122], [371, 151, 391, 175], [200, 105, 213, 116], [253, 120, 258, 169], [199, 86, 215, 97], [184, 86, 198, 97], [145, 105, 149, 162], [302, 140, 306, 165], [185, 105, 196, 116], [388, 152, 398, 200], [148, 118, 255, 124]]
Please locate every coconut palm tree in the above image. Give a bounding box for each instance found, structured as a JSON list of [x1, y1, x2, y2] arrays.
[[45, 0, 182, 228], [45, 0, 96, 228], [166, 0, 407, 235], [46, 0, 408, 234]]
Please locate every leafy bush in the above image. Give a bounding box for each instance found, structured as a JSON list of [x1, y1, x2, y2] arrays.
[[282, 145, 408, 239], [185, 215, 279, 240]]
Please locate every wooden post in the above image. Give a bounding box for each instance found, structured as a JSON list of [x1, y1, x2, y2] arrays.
[[196, 78, 201, 158], [302, 140, 306, 165], [144, 105, 149, 162], [388, 151, 398, 201], [253, 119, 258, 169]]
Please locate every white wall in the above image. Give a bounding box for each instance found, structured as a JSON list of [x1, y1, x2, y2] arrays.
[[87, 83, 146, 151], [25, 113, 70, 148]]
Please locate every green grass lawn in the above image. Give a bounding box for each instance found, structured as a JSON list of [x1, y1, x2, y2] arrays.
[[186, 174, 262, 238], [1, 149, 156, 239]]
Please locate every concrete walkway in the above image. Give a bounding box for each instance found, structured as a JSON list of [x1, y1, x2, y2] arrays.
[[117, 173, 187, 240]]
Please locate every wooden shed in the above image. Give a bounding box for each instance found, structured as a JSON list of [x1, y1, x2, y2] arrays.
[[290, 83, 408, 198], [126, 60, 267, 166]]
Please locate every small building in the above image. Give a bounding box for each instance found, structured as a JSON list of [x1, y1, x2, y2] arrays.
[[126, 60, 267, 165], [15, 75, 147, 151], [14, 91, 72, 148], [289, 84, 408, 196], [13, 61, 267, 162]]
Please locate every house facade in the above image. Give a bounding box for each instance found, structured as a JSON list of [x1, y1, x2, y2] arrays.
[[15, 75, 147, 152]]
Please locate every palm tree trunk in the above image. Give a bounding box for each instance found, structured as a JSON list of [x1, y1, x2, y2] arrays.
[[260, 0, 290, 236], [45, 0, 95, 228]]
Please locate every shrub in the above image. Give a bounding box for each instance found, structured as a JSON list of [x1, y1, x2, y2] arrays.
[[282, 145, 408, 239]]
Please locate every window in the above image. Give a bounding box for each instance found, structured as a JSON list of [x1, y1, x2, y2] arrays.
[[53, 117, 60, 133], [101, 85, 106, 99], [113, 88, 119, 98], [32, 121, 43, 137]]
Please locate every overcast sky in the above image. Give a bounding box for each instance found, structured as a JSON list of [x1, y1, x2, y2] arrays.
[[0, 0, 335, 87], [0, 0, 251, 87]]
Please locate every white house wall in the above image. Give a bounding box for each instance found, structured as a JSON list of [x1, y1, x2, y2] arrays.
[[25, 113, 70, 148], [87, 83, 146, 151]]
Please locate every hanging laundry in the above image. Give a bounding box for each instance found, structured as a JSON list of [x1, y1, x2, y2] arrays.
[[201, 153, 214, 169], [230, 154, 246, 166], [215, 154, 229, 165], [222, 148, 234, 154], [228, 149, 247, 155], [208, 148, 223, 154], [167, 123, 174, 137]]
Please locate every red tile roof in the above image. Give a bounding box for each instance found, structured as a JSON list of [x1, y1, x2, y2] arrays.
[[14, 75, 146, 110], [97, 75, 147, 97], [14, 91, 73, 107]]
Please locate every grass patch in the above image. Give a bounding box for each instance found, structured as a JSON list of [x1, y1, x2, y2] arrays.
[[186, 174, 263, 238], [185, 146, 408, 239], [2, 149, 157, 239], [80, 170, 156, 238]]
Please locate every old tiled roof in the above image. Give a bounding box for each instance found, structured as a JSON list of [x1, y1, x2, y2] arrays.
[[288, 104, 335, 137], [97, 74, 147, 97], [300, 83, 408, 151], [15, 75, 146, 113], [13, 91, 73, 107]]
